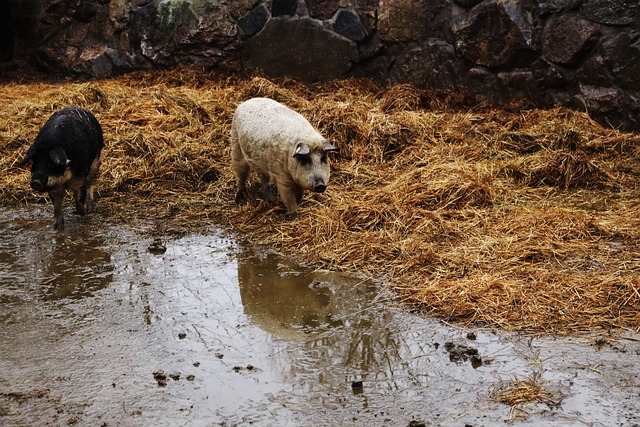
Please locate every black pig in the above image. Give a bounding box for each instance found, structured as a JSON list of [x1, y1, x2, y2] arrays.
[[18, 107, 104, 229]]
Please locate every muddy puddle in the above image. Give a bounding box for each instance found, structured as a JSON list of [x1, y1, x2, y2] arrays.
[[1, 206, 639, 426]]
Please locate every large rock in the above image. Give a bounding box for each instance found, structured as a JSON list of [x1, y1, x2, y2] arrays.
[[451, 0, 538, 68], [306, 0, 340, 20], [332, 9, 368, 42], [542, 14, 600, 67], [464, 66, 541, 103], [601, 31, 640, 90], [531, 57, 570, 88], [464, 67, 498, 103], [129, 0, 239, 69], [34, 0, 136, 76], [580, 0, 638, 26], [571, 84, 640, 132], [237, 4, 269, 36], [242, 17, 358, 82], [574, 55, 613, 87], [496, 69, 540, 100], [538, 0, 582, 15], [378, 0, 450, 42], [386, 39, 463, 90]]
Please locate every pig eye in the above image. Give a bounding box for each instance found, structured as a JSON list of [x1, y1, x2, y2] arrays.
[[297, 155, 312, 166], [320, 154, 328, 164]]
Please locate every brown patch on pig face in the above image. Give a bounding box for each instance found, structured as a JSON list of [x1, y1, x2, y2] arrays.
[[28, 146, 72, 193], [291, 140, 333, 193], [45, 168, 73, 190], [30, 166, 73, 193]]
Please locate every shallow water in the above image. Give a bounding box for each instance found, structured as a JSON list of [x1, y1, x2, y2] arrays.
[[1, 206, 639, 426]]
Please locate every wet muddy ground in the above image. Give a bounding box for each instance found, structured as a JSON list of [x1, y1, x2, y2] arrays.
[[1, 206, 640, 426]]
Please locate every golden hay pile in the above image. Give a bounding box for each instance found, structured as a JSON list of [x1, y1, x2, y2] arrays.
[[1, 68, 639, 334]]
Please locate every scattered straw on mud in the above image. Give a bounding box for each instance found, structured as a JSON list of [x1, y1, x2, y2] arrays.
[[1, 68, 639, 334], [490, 371, 563, 420]]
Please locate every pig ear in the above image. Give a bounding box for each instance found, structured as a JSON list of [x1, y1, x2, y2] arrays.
[[18, 147, 36, 167], [18, 145, 38, 167], [293, 142, 310, 157], [49, 146, 70, 167], [323, 140, 339, 152]]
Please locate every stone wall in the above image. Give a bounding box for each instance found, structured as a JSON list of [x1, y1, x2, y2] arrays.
[[4, 0, 640, 131]]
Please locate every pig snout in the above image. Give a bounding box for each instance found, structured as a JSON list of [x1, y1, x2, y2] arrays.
[[312, 179, 327, 193], [313, 182, 327, 193], [30, 179, 45, 192], [30, 175, 47, 192]]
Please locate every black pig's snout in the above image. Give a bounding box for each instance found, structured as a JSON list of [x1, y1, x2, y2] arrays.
[[30, 178, 46, 192]]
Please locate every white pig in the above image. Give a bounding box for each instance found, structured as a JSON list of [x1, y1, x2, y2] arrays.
[[231, 98, 338, 220]]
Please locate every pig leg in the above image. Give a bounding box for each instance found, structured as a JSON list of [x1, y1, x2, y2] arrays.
[[275, 179, 299, 221], [294, 186, 304, 204], [260, 174, 276, 205], [85, 184, 95, 212], [73, 184, 88, 216], [232, 144, 250, 204], [73, 155, 100, 216], [49, 187, 66, 229], [85, 156, 101, 212]]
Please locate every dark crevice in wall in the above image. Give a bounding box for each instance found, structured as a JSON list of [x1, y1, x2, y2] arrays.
[[0, 0, 14, 61]]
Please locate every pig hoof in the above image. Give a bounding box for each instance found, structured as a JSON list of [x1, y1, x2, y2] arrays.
[[235, 191, 247, 204], [284, 212, 298, 221], [261, 185, 276, 205]]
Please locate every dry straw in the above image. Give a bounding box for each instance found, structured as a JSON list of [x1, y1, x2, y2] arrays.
[[1, 68, 639, 334], [489, 371, 563, 420]]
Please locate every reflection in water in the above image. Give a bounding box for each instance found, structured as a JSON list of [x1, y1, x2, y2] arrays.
[[237, 249, 342, 338], [36, 233, 113, 300], [236, 245, 414, 395], [0, 207, 112, 301]]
